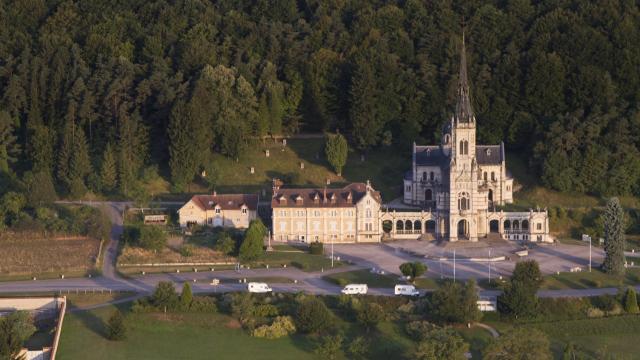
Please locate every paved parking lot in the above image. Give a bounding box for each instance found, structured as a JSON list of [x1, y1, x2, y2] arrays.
[[333, 240, 605, 280]]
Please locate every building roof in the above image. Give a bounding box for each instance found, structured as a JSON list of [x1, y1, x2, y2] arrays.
[[271, 183, 381, 208], [415, 146, 448, 167], [454, 33, 474, 124], [188, 194, 259, 211], [476, 145, 503, 165]]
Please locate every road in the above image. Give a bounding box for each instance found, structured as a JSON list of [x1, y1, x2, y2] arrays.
[[1, 201, 639, 303]]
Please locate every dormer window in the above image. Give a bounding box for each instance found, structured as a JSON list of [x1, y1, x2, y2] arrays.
[[313, 193, 320, 204], [215, 206, 221, 214], [241, 207, 247, 214], [208, 201, 214, 206], [330, 193, 337, 203], [295, 195, 303, 204], [279, 195, 287, 204], [346, 192, 352, 203], [486, 148, 491, 156]]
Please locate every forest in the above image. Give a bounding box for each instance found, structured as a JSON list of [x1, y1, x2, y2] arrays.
[[0, 0, 639, 200]]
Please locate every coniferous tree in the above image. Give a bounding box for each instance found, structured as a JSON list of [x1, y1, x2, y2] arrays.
[[602, 197, 626, 275], [107, 310, 126, 341], [100, 143, 117, 192], [324, 133, 348, 176], [624, 287, 639, 314], [349, 62, 379, 150], [180, 282, 193, 311], [168, 100, 199, 191], [117, 112, 147, 196], [0, 111, 19, 174]]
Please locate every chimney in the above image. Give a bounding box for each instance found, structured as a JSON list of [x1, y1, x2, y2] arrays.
[[272, 178, 280, 198]]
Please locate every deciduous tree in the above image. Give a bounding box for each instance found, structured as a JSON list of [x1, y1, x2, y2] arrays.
[[602, 197, 626, 275]]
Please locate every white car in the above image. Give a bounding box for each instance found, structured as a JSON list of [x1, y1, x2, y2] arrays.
[[394, 284, 420, 297], [341, 284, 368, 295], [247, 282, 272, 293]]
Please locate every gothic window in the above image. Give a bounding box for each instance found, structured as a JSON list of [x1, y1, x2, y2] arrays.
[[464, 140, 469, 155], [457, 192, 470, 211], [491, 172, 496, 181], [459, 140, 464, 155], [483, 172, 487, 181]]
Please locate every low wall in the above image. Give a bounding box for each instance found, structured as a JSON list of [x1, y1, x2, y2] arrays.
[[0, 297, 63, 312]]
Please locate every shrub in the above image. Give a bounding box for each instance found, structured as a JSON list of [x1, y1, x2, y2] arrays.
[[252, 316, 296, 339], [586, 307, 605, 318], [253, 304, 279, 318], [239, 219, 267, 262], [180, 282, 193, 310], [189, 296, 217, 312], [405, 320, 438, 342], [215, 232, 236, 255], [356, 302, 384, 332], [309, 241, 324, 255], [152, 281, 179, 310], [429, 280, 480, 324], [537, 297, 590, 321], [138, 225, 167, 251], [399, 262, 427, 281], [346, 336, 369, 360], [295, 298, 333, 334], [624, 287, 639, 314], [413, 327, 469, 360], [180, 244, 194, 257], [107, 310, 126, 341], [314, 334, 343, 360]]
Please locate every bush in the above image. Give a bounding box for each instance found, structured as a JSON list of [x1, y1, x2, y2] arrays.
[[295, 298, 334, 334], [215, 232, 236, 255], [356, 302, 384, 331], [138, 225, 167, 251], [189, 296, 217, 312], [253, 304, 279, 318], [537, 297, 590, 321], [399, 262, 427, 281], [180, 282, 193, 310], [252, 316, 296, 339], [180, 244, 194, 257], [405, 320, 438, 342], [152, 281, 179, 310], [315, 334, 343, 360], [347, 337, 369, 360], [429, 280, 481, 324], [107, 310, 126, 341], [309, 241, 324, 255]]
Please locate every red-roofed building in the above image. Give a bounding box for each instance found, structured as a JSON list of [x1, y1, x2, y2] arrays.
[[178, 193, 259, 229]]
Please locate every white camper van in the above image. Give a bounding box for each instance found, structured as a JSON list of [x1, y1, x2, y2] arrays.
[[247, 282, 272, 293], [394, 284, 420, 297], [341, 284, 368, 295]]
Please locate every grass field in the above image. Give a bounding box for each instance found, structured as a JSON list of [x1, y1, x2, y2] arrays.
[[258, 250, 342, 272], [542, 268, 640, 290], [490, 315, 640, 359], [0, 233, 101, 280], [323, 269, 398, 288]]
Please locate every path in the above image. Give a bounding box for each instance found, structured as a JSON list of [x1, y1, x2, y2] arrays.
[[474, 323, 499, 338]]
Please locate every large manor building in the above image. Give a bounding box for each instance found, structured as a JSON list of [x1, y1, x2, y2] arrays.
[[178, 36, 550, 244]]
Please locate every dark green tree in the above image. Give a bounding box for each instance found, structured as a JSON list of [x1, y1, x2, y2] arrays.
[[100, 143, 117, 193], [498, 260, 542, 318], [356, 302, 384, 332], [324, 133, 348, 175], [152, 281, 179, 310], [484, 328, 552, 360], [107, 310, 126, 341], [0, 111, 19, 174], [429, 280, 480, 324], [181, 282, 193, 311], [0, 311, 36, 359], [168, 100, 200, 191], [399, 261, 427, 282], [413, 327, 469, 360], [624, 287, 639, 314], [138, 225, 166, 252], [602, 197, 626, 275], [295, 297, 333, 334], [239, 219, 266, 262]]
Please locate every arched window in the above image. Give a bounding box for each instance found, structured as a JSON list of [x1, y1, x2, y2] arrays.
[[504, 220, 511, 230], [405, 220, 413, 231], [522, 220, 529, 230], [422, 172, 427, 181], [463, 140, 469, 155], [488, 189, 493, 202], [459, 140, 464, 155], [491, 172, 496, 181], [513, 220, 520, 229], [458, 192, 470, 211], [396, 220, 404, 231], [483, 172, 487, 181], [430, 172, 435, 181]]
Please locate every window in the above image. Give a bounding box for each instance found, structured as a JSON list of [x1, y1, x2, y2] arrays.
[[537, 223, 542, 230], [330, 210, 337, 217], [406, 185, 411, 192], [215, 208, 221, 214], [483, 172, 487, 181], [458, 192, 470, 211], [365, 223, 372, 231], [444, 134, 450, 144], [430, 172, 435, 181], [313, 222, 320, 231], [314, 210, 320, 217], [422, 172, 427, 181], [366, 208, 372, 218], [241, 208, 247, 214], [491, 172, 496, 181]]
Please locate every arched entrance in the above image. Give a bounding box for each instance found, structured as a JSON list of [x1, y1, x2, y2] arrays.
[[382, 220, 392, 234], [489, 220, 499, 233], [425, 220, 436, 233], [457, 219, 469, 240]]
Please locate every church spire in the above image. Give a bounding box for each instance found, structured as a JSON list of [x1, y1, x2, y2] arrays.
[[455, 32, 474, 124]]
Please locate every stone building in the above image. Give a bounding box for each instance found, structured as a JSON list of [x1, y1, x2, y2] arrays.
[[271, 181, 382, 243], [178, 193, 259, 229], [392, 35, 550, 242]]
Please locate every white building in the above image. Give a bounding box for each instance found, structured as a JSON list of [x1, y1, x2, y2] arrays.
[[178, 193, 259, 229]]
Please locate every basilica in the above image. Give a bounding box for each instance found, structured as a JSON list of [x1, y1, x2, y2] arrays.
[[395, 35, 550, 243]]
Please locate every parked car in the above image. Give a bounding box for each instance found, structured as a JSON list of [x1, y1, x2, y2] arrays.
[[247, 282, 272, 293], [341, 284, 368, 295], [394, 284, 420, 297]]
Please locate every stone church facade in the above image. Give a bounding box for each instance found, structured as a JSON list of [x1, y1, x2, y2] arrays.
[[393, 36, 550, 243]]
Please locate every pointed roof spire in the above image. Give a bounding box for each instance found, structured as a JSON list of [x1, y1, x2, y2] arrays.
[[455, 31, 474, 124]]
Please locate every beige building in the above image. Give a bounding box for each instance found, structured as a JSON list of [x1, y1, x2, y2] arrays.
[[271, 181, 382, 243], [390, 35, 550, 243], [178, 193, 259, 229]]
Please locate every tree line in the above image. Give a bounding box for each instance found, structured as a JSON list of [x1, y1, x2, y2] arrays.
[[1, 0, 639, 197]]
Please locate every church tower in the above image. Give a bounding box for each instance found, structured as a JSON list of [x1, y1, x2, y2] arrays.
[[448, 33, 479, 242]]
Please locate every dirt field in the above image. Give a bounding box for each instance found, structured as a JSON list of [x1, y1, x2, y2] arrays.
[[117, 246, 230, 265], [0, 233, 101, 275]]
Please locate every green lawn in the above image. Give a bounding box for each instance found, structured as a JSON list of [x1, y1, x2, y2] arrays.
[[489, 315, 640, 359], [323, 269, 398, 288], [58, 304, 316, 360], [257, 251, 342, 272], [542, 268, 640, 290]]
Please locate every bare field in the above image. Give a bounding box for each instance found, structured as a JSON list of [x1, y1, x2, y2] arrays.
[[0, 233, 101, 275]]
